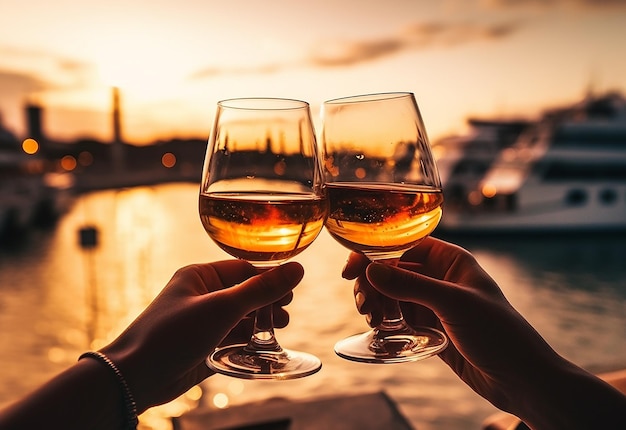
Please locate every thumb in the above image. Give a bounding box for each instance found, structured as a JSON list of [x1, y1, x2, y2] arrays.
[[366, 262, 453, 312], [227, 262, 304, 315]]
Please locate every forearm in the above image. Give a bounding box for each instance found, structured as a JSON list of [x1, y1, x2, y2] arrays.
[[0, 358, 127, 430], [518, 357, 626, 430]]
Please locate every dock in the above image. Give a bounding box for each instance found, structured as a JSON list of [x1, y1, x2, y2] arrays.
[[175, 391, 414, 430]]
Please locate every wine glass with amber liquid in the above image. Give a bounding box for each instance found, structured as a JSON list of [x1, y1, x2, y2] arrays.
[[199, 98, 327, 379], [321, 92, 448, 363]]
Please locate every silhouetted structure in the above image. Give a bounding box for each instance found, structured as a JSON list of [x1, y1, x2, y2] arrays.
[[26, 104, 45, 143], [111, 86, 126, 172]]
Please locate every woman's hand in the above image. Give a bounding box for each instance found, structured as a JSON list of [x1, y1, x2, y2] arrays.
[[102, 260, 303, 412], [343, 237, 626, 429]]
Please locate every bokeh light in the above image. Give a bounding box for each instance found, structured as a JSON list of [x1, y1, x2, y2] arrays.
[[61, 155, 77, 171], [161, 152, 176, 168], [212, 392, 229, 409], [22, 138, 39, 154]]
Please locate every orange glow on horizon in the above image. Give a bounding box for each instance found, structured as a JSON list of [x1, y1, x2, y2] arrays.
[[0, 1, 624, 148]]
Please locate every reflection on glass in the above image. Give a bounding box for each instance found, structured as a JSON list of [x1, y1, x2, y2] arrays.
[[199, 97, 327, 379], [321, 92, 448, 363]]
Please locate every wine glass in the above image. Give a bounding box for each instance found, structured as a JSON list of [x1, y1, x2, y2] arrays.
[[199, 97, 327, 379], [321, 92, 448, 363]]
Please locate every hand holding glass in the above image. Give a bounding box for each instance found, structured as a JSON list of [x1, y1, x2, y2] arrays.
[[199, 98, 326, 379], [321, 92, 448, 363]]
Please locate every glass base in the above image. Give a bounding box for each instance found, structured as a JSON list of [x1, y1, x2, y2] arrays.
[[207, 343, 322, 380], [334, 326, 448, 364]]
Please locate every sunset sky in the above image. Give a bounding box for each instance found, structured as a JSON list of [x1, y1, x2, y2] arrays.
[[1, 0, 625, 145]]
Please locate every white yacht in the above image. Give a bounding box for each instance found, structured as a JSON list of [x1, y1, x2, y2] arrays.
[[439, 93, 626, 234], [435, 118, 530, 212]]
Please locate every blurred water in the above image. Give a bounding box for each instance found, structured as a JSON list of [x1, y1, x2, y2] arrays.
[[0, 183, 624, 430]]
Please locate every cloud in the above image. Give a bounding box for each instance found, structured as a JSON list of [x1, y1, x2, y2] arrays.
[[0, 70, 48, 95], [308, 20, 522, 67], [189, 19, 522, 79], [0, 70, 49, 134], [0, 45, 94, 89], [0, 46, 97, 134], [309, 38, 405, 67], [481, 0, 626, 9], [188, 63, 283, 80]]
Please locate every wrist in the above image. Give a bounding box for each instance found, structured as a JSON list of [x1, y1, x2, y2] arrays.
[[75, 358, 130, 429], [79, 352, 138, 429], [516, 357, 626, 429], [0, 357, 128, 430], [99, 343, 151, 414]]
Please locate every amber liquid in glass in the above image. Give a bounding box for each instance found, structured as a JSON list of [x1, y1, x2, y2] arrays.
[[325, 182, 443, 260], [199, 192, 327, 266]]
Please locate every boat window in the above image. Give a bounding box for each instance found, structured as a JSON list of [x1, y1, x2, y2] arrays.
[[505, 193, 517, 211], [599, 189, 618, 205], [542, 163, 626, 181], [451, 160, 489, 176], [552, 128, 626, 150], [565, 189, 587, 206], [443, 185, 468, 208]]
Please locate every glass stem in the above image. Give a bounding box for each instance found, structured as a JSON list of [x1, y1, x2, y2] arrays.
[[376, 258, 408, 332], [379, 296, 406, 331], [245, 268, 282, 353]]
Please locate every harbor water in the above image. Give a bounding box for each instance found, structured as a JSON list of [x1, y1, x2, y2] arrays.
[[1, 183, 625, 429]]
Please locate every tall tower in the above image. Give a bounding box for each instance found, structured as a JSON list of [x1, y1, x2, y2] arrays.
[[111, 86, 125, 171], [26, 104, 45, 142]]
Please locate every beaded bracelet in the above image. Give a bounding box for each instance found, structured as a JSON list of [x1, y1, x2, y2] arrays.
[[79, 351, 139, 430]]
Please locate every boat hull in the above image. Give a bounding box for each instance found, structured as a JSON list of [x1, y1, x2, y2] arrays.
[[440, 180, 626, 234]]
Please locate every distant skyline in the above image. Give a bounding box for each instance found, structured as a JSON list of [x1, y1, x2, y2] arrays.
[[1, 0, 625, 144]]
